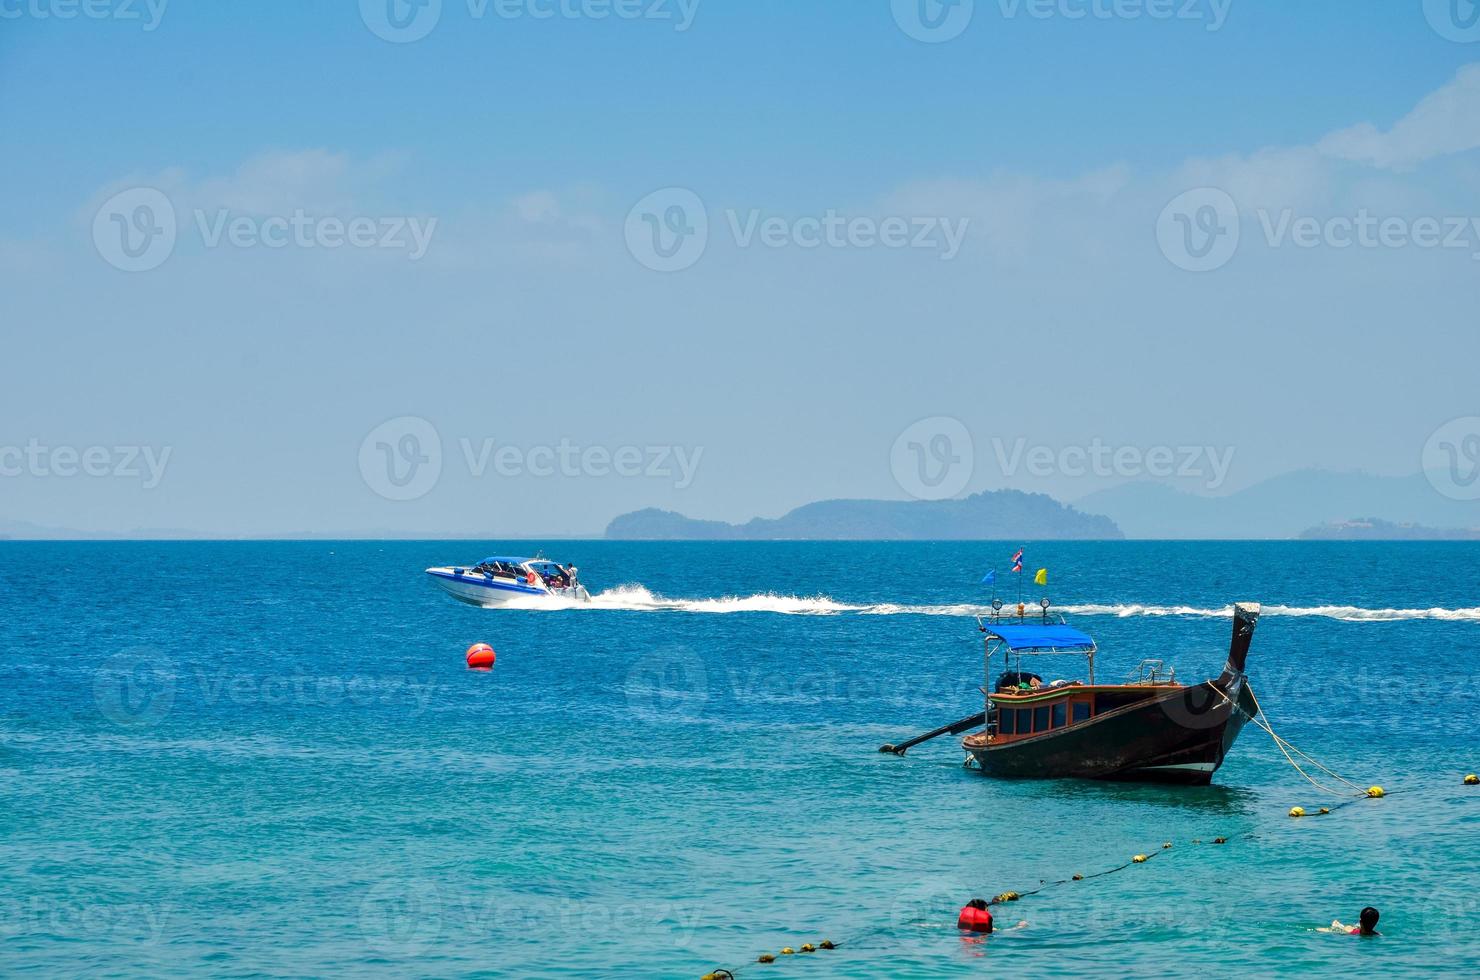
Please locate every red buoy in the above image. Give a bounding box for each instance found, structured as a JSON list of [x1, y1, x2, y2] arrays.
[[466, 643, 496, 670]]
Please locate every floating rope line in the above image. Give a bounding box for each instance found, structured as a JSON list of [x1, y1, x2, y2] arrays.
[[701, 840, 1184, 977], [703, 691, 1408, 977]]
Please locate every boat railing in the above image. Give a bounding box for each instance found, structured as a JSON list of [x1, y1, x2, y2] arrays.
[[1129, 659, 1177, 686]]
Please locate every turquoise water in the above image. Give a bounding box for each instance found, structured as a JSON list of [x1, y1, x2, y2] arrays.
[[3, 541, 1478, 977]]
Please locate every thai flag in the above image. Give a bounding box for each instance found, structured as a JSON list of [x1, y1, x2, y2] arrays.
[[1012, 560, 1023, 573], [1011, 548, 1023, 573]]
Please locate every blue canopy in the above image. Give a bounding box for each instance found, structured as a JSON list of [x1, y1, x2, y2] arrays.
[[983, 623, 1096, 653], [480, 556, 532, 565]]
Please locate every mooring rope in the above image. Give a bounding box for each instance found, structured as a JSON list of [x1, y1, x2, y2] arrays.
[[1218, 688, 1373, 799]]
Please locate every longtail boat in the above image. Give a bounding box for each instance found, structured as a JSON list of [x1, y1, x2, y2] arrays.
[[959, 602, 1260, 785]]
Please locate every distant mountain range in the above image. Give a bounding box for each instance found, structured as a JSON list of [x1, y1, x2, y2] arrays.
[[605, 490, 1122, 540], [606, 469, 1479, 541], [1075, 470, 1478, 539], [1299, 518, 1480, 541]]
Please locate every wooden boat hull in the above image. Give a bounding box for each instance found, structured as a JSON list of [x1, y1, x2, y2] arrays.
[[963, 677, 1256, 785]]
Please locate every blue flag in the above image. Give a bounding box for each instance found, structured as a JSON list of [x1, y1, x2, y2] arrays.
[[981, 570, 996, 585]]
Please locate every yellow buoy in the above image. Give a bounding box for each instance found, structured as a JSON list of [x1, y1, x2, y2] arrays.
[[1289, 806, 1306, 817], [1162, 842, 1172, 849], [1319, 807, 1330, 814], [757, 954, 775, 964], [1213, 837, 1228, 844], [1465, 774, 1478, 785], [820, 940, 836, 950], [1133, 854, 1148, 863], [781, 948, 795, 956], [1072, 873, 1084, 881], [800, 944, 816, 953], [1367, 786, 1385, 798]]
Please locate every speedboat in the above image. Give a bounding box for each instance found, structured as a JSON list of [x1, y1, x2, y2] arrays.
[[424, 556, 591, 607]]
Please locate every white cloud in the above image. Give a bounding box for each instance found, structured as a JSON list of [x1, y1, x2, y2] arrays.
[[1318, 64, 1480, 171], [1163, 64, 1480, 218], [1172, 146, 1333, 215], [882, 166, 1133, 259], [512, 190, 561, 223], [84, 149, 417, 224], [194, 149, 354, 214], [927, 63, 1480, 236]]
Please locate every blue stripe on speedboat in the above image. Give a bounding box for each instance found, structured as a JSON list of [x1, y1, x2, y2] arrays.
[[425, 571, 546, 595]]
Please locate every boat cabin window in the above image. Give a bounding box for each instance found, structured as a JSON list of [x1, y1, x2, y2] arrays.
[[999, 710, 1015, 735], [1072, 701, 1091, 724], [1033, 706, 1049, 732], [1015, 708, 1032, 734], [1052, 703, 1066, 729]]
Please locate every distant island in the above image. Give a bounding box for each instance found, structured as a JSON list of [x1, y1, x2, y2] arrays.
[[605, 490, 1122, 540], [1076, 470, 1480, 539], [1298, 518, 1480, 541]]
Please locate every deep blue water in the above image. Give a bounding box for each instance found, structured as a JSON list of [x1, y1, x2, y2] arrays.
[[3, 541, 1478, 977]]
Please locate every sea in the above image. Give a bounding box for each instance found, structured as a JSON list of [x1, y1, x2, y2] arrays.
[[3, 540, 1478, 978]]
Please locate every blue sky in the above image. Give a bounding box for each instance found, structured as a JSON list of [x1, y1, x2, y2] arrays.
[[3, 1, 1480, 535]]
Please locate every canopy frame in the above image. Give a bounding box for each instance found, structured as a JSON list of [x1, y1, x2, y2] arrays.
[[977, 616, 1098, 690]]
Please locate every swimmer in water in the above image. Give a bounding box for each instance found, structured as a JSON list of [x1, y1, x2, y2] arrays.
[[1320, 906, 1380, 936], [956, 899, 1027, 935], [957, 898, 992, 933]]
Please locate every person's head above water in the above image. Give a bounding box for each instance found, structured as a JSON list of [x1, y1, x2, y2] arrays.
[[967, 898, 988, 911], [1358, 907, 1380, 935]]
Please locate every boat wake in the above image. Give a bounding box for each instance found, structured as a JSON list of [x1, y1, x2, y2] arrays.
[[492, 585, 1480, 623], [1059, 603, 1480, 622], [498, 585, 861, 615]]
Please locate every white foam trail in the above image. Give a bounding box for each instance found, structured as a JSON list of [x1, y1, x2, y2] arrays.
[[1059, 603, 1480, 623], [589, 585, 859, 615], [487, 586, 1480, 623]]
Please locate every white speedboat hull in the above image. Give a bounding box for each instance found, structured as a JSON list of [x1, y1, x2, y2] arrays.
[[425, 566, 590, 608]]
